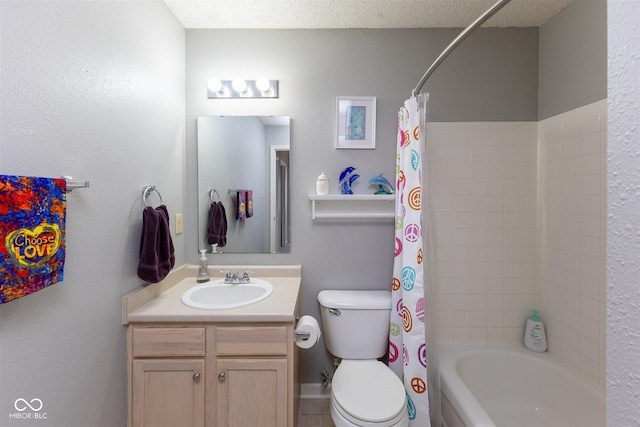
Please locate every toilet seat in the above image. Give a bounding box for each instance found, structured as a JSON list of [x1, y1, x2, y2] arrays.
[[331, 360, 407, 427]]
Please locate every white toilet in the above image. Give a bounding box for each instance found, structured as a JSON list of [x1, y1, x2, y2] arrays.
[[318, 290, 409, 427]]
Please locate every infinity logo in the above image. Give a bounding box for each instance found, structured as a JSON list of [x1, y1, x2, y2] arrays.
[[14, 398, 43, 412]]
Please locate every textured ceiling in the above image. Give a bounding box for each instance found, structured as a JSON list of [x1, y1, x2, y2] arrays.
[[163, 0, 574, 29]]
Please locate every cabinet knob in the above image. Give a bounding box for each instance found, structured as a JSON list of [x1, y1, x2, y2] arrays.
[[193, 372, 201, 382], [218, 372, 226, 382]]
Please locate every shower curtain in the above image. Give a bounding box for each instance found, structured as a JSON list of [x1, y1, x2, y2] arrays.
[[389, 93, 440, 426]]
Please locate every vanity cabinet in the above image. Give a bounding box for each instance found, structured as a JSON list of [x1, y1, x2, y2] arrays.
[[128, 323, 297, 427], [216, 358, 287, 426], [213, 326, 290, 427], [132, 359, 205, 427], [123, 266, 302, 427], [130, 327, 206, 427]]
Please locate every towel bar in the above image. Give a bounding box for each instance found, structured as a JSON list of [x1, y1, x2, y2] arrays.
[[209, 189, 220, 202], [62, 176, 90, 191], [142, 186, 163, 207]]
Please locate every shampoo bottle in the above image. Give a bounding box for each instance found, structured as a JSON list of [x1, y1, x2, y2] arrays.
[[524, 310, 547, 352]]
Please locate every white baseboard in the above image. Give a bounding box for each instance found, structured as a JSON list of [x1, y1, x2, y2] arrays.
[[301, 383, 331, 399]]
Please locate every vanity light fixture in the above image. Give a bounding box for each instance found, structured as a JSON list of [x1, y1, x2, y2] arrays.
[[207, 77, 279, 99], [256, 77, 272, 95], [231, 78, 248, 94], [207, 78, 226, 96]]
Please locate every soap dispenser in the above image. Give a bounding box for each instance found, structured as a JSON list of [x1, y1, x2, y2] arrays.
[[524, 309, 547, 352], [197, 250, 210, 283]]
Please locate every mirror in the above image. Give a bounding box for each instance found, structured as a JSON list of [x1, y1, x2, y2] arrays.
[[197, 116, 291, 253]]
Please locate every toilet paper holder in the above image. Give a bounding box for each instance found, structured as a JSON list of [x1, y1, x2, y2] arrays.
[[294, 315, 320, 347], [294, 316, 313, 341], [294, 329, 311, 341]]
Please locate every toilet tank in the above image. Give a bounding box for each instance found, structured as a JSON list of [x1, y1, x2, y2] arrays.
[[317, 290, 391, 359]]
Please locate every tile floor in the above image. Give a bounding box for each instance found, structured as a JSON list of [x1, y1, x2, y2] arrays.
[[297, 398, 335, 427]]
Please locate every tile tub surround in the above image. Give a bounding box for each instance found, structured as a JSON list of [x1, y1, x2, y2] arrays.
[[429, 100, 607, 389], [538, 100, 607, 388], [428, 120, 539, 345]]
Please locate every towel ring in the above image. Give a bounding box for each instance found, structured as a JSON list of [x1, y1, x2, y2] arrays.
[[209, 189, 220, 202], [142, 186, 163, 207]]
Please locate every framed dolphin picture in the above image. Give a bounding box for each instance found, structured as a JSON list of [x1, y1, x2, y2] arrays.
[[335, 96, 376, 149]]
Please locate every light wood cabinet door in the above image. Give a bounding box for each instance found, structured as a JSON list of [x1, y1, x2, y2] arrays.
[[216, 358, 288, 427], [132, 359, 205, 427]]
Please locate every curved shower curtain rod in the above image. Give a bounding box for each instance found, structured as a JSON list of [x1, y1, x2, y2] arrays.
[[412, 0, 513, 97]]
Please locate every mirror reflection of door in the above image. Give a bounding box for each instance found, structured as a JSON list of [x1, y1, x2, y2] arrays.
[[269, 145, 290, 253], [278, 152, 290, 252]]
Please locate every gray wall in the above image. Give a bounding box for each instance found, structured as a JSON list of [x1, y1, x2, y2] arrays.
[[538, 0, 607, 119], [0, 1, 185, 426], [185, 28, 539, 383]]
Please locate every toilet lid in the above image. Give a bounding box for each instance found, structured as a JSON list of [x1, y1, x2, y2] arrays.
[[332, 360, 406, 423]]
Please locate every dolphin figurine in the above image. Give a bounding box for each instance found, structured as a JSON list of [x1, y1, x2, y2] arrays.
[[339, 166, 356, 183], [338, 166, 359, 194], [368, 173, 394, 195]]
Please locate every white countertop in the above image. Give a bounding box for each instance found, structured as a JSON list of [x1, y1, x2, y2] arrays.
[[123, 265, 301, 324]]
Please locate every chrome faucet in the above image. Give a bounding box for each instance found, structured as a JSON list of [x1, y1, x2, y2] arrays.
[[239, 271, 255, 283], [220, 270, 255, 284], [221, 270, 239, 284]]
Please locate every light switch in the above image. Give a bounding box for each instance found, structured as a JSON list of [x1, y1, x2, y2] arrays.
[[175, 213, 183, 234]]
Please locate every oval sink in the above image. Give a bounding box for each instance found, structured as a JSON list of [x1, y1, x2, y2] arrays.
[[182, 278, 273, 310]]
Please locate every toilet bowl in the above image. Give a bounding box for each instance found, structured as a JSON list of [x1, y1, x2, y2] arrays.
[[330, 360, 408, 427], [317, 290, 409, 427]]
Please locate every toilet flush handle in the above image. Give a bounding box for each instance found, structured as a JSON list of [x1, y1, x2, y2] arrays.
[[329, 308, 341, 316]]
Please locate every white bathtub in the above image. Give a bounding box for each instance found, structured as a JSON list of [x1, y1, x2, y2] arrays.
[[439, 344, 605, 427]]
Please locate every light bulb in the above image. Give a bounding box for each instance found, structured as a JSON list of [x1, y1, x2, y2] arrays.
[[231, 78, 247, 93], [207, 78, 222, 93], [256, 77, 271, 93]]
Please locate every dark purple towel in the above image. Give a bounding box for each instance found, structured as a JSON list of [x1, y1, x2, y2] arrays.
[[155, 205, 175, 277], [206, 201, 227, 247], [137, 205, 175, 283]]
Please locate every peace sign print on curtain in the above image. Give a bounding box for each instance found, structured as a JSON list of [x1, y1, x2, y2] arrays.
[[389, 95, 430, 426]]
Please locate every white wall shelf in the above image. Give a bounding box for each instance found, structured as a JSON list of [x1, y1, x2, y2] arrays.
[[308, 194, 395, 221]]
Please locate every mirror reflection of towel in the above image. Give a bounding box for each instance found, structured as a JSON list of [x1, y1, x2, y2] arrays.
[[246, 190, 253, 218], [206, 201, 227, 247], [236, 190, 246, 222]]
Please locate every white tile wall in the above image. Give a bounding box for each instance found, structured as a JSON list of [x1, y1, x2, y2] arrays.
[[428, 121, 539, 345], [428, 100, 607, 389], [538, 100, 607, 389]]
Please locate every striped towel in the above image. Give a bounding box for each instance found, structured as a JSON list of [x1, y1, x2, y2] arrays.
[[236, 190, 246, 222], [246, 190, 253, 218]]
